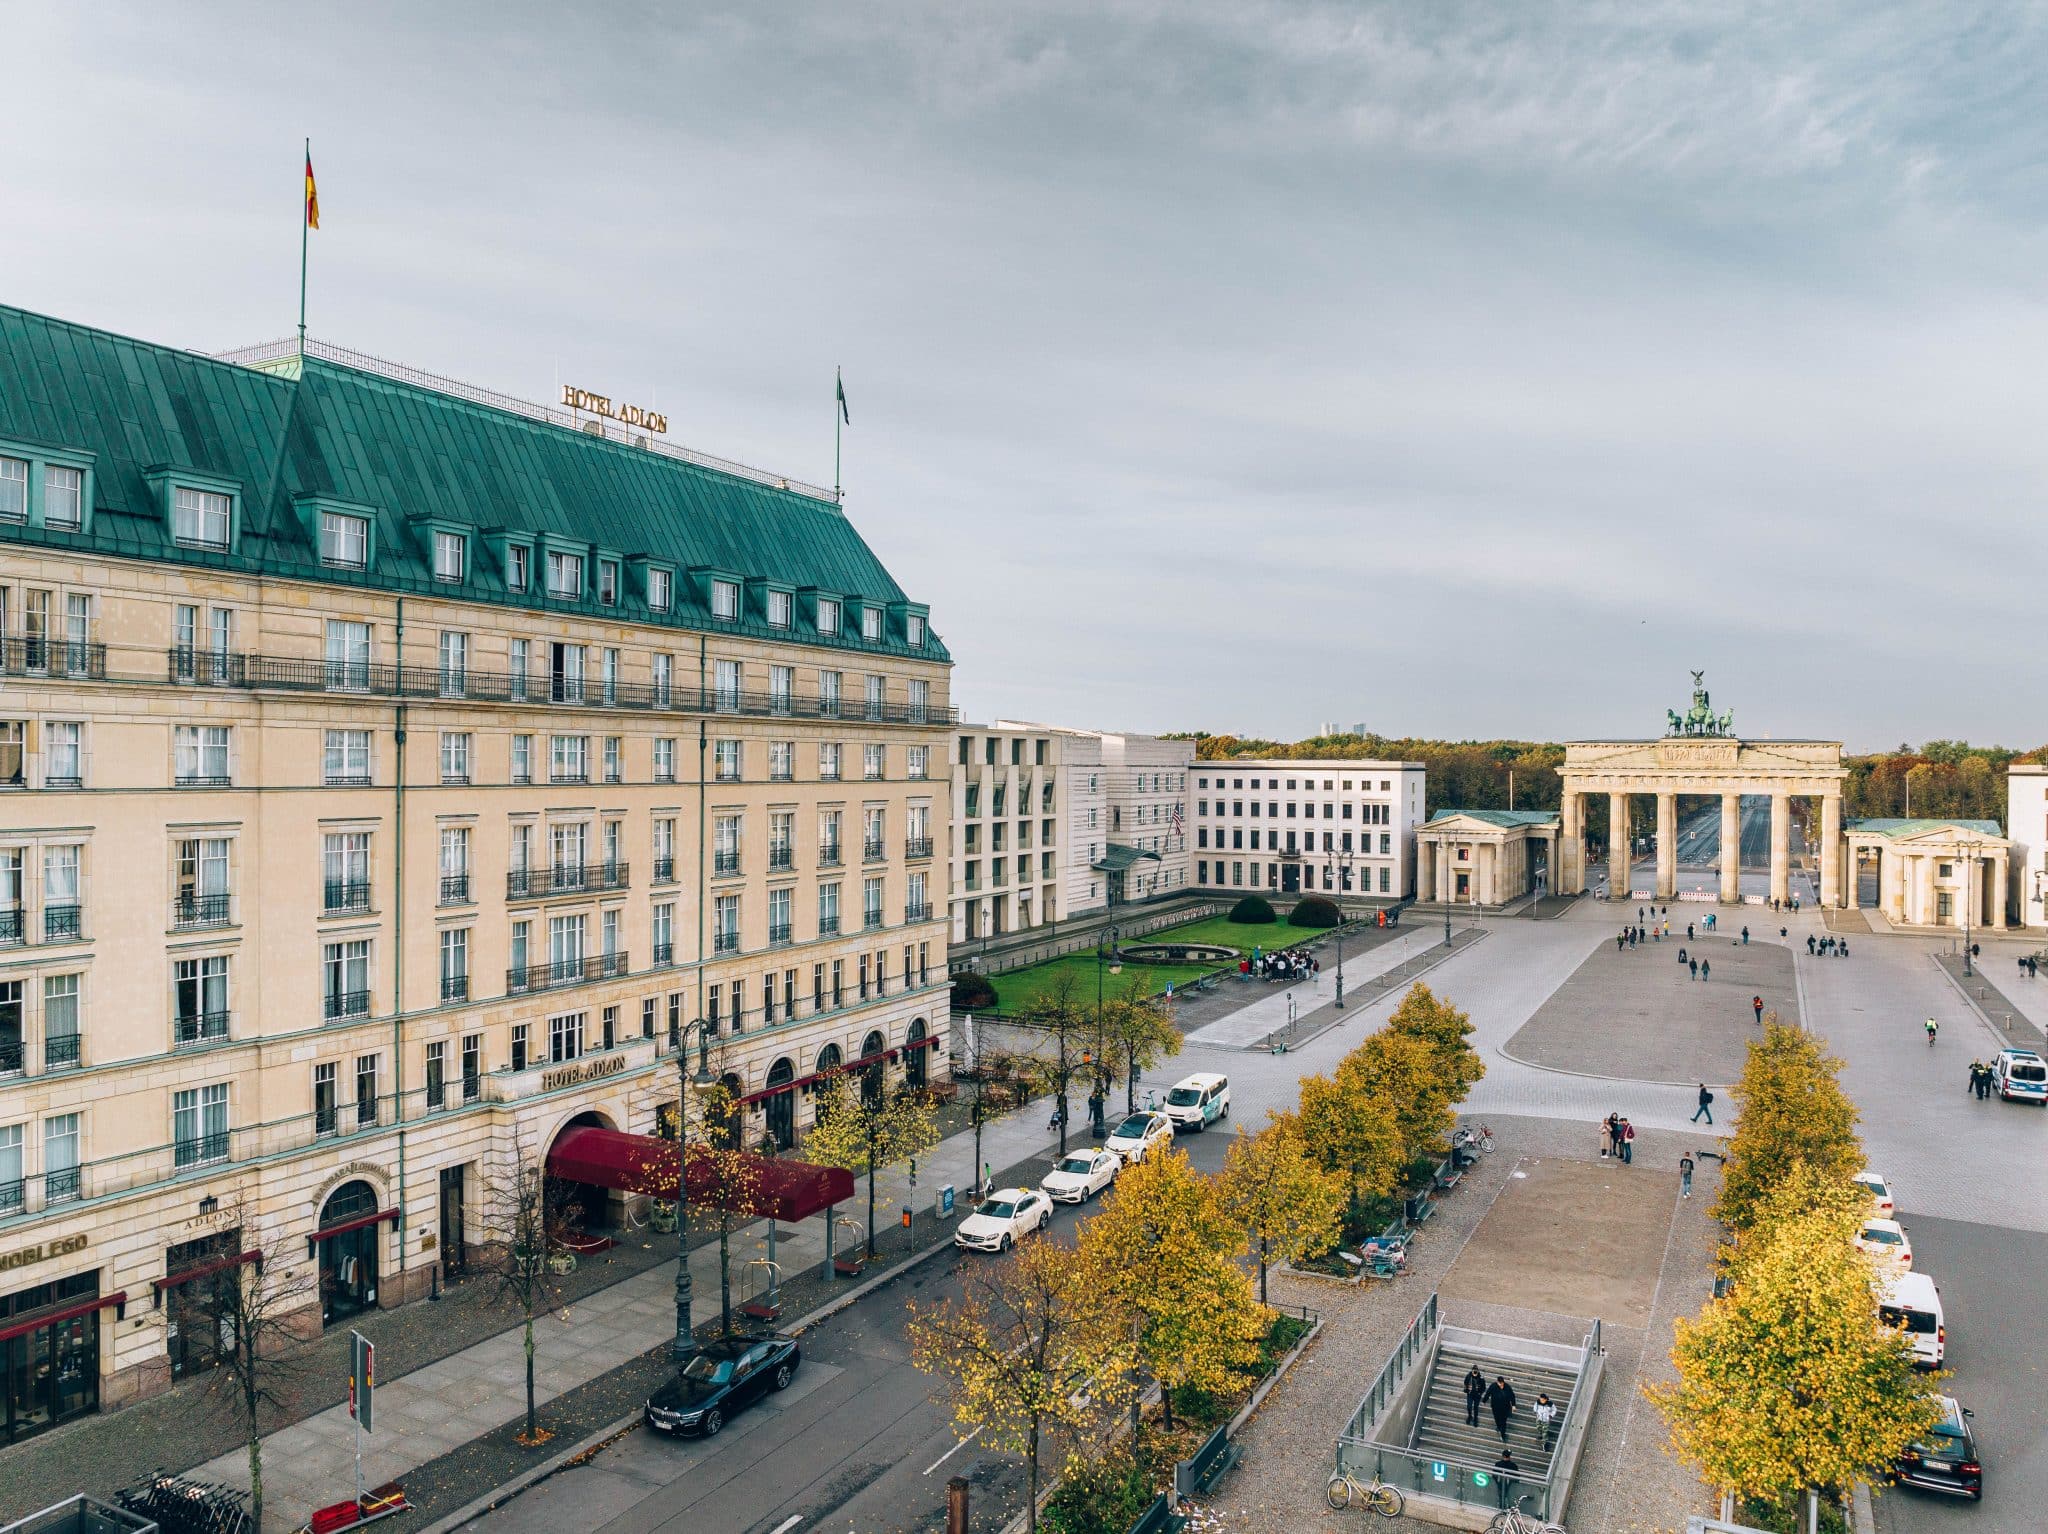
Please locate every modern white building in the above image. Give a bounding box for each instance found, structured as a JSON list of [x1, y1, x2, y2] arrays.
[[1189, 759, 1426, 902], [2008, 763, 2047, 928]]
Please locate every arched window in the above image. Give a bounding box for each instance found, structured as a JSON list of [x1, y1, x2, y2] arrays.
[[905, 1018, 929, 1090], [765, 1058, 795, 1151], [715, 1073, 745, 1151], [860, 1030, 887, 1108], [816, 1042, 842, 1078]]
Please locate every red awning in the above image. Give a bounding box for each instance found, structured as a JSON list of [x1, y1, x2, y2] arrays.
[[0, 1291, 126, 1345], [152, 1249, 263, 1305], [546, 1126, 853, 1222], [305, 1207, 399, 1258], [736, 1042, 937, 1106]]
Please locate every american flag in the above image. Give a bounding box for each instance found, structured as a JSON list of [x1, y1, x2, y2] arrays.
[[1170, 801, 1184, 839]]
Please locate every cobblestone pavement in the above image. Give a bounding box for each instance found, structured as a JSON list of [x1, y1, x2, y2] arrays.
[[1932, 948, 2048, 1053]]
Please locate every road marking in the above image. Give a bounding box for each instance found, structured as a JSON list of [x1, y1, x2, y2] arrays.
[[768, 1517, 803, 1534], [922, 1424, 983, 1475]]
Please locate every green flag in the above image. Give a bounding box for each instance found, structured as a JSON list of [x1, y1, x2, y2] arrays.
[[836, 369, 850, 424]]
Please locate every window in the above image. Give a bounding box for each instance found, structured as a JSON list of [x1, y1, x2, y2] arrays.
[[318, 510, 366, 568], [820, 809, 843, 864], [604, 736, 622, 783], [43, 721, 82, 787], [434, 530, 465, 582], [861, 606, 882, 641], [440, 732, 472, 784], [322, 832, 372, 914], [819, 742, 842, 781], [548, 913, 587, 980], [511, 733, 533, 783], [177, 487, 233, 550], [549, 1012, 584, 1063], [907, 612, 926, 646], [819, 881, 841, 934], [907, 871, 929, 921], [550, 734, 589, 783], [356, 1054, 379, 1125], [175, 725, 231, 785], [714, 739, 741, 780], [649, 568, 672, 610], [597, 559, 619, 605], [325, 619, 371, 690], [864, 876, 884, 928], [908, 678, 930, 723], [907, 745, 929, 780], [324, 729, 371, 786], [426, 1040, 447, 1111], [313, 1062, 339, 1134], [174, 956, 230, 1044], [818, 597, 841, 636], [865, 807, 886, 860], [770, 664, 794, 714], [714, 814, 742, 876], [548, 641, 585, 703], [767, 590, 792, 627], [769, 811, 794, 870], [711, 579, 741, 620], [508, 543, 531, 592], [653, 817, 676, 881], [44, 1113, 79, 1202], [653, 652, 673, 706], [324, 940, 371, 1019], [511, 1024, 529, 1072], [43, 465, 82, 530], [0, 457, 24, 521], [820, 670, 842, 717], [865, 674, 886, 721], [654, 738, 676, 782], [41, 973, 79, 1068], [715, 894, 740, 953], [653, 902, 675, 964], [462, 1034, 481, 1100], [439, 827, 471, 904], [770, 741, 794, 781], [547, 550, 585, 599], [174, 837, 231, 928], [715, 659, 742, 712], [174, 1084, 229, 1166], [440, 927, 469, 1002], [439, 631, 469, 695], [769, 887, 793, 945], [864, 743, 885, 780]]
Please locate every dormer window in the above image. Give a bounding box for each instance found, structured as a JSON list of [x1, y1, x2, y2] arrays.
[[861, 606, 882, 642], [712, 579, 740, 621], [178, 488, 235, 552], [317, 510, 367, 568], [767, 590, 792, 628], [433, 530, 465, 583], [507, 544, 531, 592], [0, 458, 26, 522], [598, 558, 620, 605], [43, 467, 82, 530], [907, 612, 927, 647], [648, 568, 672, 611], [547, 551, 584, 599], [817, 597, 841, 636]]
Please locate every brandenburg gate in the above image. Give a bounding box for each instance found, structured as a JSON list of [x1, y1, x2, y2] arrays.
[[1556, 675, 1846, 907]]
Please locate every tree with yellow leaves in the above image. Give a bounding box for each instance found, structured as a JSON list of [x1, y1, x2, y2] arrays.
[[1096, 981, 1184, 1115], [1384, 982, 1485, 1103], [1075, 1145, 1268, 1430], [908, 1239, 1134, 1534], [1714, 1018, 1864, 1235], [802, 1067, 940, 1259], [1646, 1184, 1941, 1526], [1297, 1055, 1404, 1223], [1217, 1112, 1346, 1302]]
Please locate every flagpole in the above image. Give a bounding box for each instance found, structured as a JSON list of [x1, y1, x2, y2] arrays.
[[298, 137, 310, 361], [834, 365, 842, 502]]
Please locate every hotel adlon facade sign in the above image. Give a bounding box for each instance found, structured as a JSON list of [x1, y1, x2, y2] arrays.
[[562, 385, 667, 435]]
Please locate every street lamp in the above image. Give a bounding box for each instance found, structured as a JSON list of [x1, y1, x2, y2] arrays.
[[1961, 840, 1976, 977], [1094, 923, 1121, 1131], [1334, 847, 1355, 1010], [671, 1017, 717, 1363]]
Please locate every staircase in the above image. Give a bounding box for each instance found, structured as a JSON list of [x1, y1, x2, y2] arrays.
[[1408, 1338, 1580, 1482]]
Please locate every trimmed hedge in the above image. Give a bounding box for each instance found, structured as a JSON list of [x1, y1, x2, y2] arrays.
[[951, 971, 999, 1010], [1288, 895, 1342, 928], [1228, 895, 1277, 924]]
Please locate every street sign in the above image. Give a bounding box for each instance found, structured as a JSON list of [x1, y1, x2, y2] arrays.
[[1471, 1470, 1490, 1488], [939, 1184, 956, 1219], [349, 1330, 375, 1433], [1430, 1462, 1446, 1482]]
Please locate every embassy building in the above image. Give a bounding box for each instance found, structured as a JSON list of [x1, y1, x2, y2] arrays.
[[0, 305, 952, 1434]]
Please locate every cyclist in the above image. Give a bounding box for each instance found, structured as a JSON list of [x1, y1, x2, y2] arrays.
[[1925, 1017, 1938, 1045]]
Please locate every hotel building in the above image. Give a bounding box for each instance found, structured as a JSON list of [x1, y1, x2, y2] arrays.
[[0, 308, 952, 1436]]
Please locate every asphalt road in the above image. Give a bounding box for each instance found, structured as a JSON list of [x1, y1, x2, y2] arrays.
[[470, 1118, 1242, 1534], [1870, 1210, 2048, 1531]]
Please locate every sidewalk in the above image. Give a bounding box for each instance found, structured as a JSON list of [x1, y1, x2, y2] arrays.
[[179, 1096, 1061, 1530]]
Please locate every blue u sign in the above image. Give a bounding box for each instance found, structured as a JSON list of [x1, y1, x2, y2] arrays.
[[1430, 1461, 1446, 1482]]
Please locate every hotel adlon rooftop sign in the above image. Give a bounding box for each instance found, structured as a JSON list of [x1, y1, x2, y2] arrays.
[[562, 384, 668, 436]]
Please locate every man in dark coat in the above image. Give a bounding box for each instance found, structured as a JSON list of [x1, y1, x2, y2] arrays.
[[1486, 1375, 1518, 1442], [1464, 1363, 1487, 1426]]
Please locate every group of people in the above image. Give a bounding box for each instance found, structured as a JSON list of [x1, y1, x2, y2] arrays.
[[1462, 1366, 1559, 1508], [1805, 933, 1851, 958], [1242, 948, 1319, 982], [1670, 947, 1712, 982], [1600, 1112, 1636, 1162], [1967, 1059, 2000, 1099], [1767, 893, 1802, 912]]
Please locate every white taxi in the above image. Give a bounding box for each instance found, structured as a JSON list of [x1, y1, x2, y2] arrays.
[[1854, 1170, 1895, 1219], [1041, 1148, 1120, 1204], [1854, 1218, 1913, 1271], [954, 1187, 1052, 1254], [1104, 1111, 1174, 1165]]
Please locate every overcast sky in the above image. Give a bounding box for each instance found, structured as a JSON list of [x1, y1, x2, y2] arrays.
[[10, 2, 2046, 750]]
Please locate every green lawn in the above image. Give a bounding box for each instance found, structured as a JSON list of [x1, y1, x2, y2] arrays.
[[977, 912, 1334, 1014], [1131, 914, 1324, 952]]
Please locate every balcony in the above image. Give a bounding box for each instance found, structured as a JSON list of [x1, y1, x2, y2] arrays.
[[818, 845, 842, 869], [323, 881, 373, 916], [44, 1033, 80, 1069], [652, 856, 676, 884], [1278, 846, 1302, 860], [550, 767, 590, 785], [769, 923, 793, 947], [0, 907, 19, 945], [439, 873, 472, 906], [440, 975, 470, 1004], [864, 911, 886, 931], [769, 847, 793, 872], [818, 914, 840, 935], [42, 905, 82, 943], [44, 1166, 80, 1204], [713, 851, 741, 878], [174, 1011, 230, 1047], [905, 903, 932, 923], [168, 645, 243, 686], [864, 839, 886, 863], [653, 941, 674, 966], [0, 1179, 19, 1215], [5, 635, 106, 680], [714, 930, 740, 955], [324, 990, 371, 1022], [174, 1132, 230, 1169], [904, 837, 933, 860], [506, 863, 630, 900], [504, 952, 630, 996], [324, 770, 373, 789], [0, 1040, 18, 1076], [175, 772, 233, 789], [173, 892, 233, 930]]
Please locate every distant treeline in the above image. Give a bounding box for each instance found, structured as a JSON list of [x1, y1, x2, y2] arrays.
[[1179, 733, 2043, 830]]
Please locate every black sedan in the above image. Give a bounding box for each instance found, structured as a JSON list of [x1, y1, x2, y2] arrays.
[[645, 1334, 802, 1437]]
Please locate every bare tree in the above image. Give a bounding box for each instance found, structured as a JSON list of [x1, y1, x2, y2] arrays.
[[476, 1131, 577, 1444]]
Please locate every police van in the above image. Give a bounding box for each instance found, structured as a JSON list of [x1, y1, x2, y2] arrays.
[[1993, 1048, 2047, 1104]]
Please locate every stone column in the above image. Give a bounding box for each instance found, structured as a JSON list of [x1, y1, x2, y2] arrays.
[[1719, 792, 1742, 904], [1845, 843, 1859, 909], [1819, 794, 1843, 908], [1880, 848, 1901, 920], [1560, 792, 1583, 894], [1609, 791, 1630, 898], [1993, 850, 2010, 930], [1418, 839, 1435, 906], [1916, 854, 1935, 927], [1768, 791, 1790, 906], [1655, 792, 1678, 900]]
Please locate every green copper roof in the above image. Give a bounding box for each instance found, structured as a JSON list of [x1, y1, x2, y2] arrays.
[[1092, 845, 1164, 872], [1425, 809, 1561, 829], [1846, 817, 2005, 839], [0, 302, 946, 661]]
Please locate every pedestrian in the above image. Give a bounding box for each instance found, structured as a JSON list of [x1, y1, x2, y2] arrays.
[[1679, 1152, 1695, 1199], [1464, 1363, 1487, 1427], [1967, 1061, 1980, 1098], [1700, 958, 1710, 981], [1807, 933, 1816, 955], [1486, 1375, 1518, 1442], [1616, 932, 1626, 953], [1494, 1448, 1521, 1509], [1840, 940, 1849, 958], [1679, 946, 1688, 965], [1638, 905, 1645, 924], [1689, 958, 1699, 981], [1692, 1083, 1714, 1124], [1533, 1393, 1558, 1452], [1687, 922, 1695, 941], [1621, 1119, 1635, 1164], [1603, 1112, 1620, 1157], [1752, 994, 1763, 1025], [1741, 925, 1750, 945]]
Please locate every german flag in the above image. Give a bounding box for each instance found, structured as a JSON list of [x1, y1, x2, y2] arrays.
[[305, 151, 319, 230]]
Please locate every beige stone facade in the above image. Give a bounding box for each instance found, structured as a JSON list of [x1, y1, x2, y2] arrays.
[[950, 725, 1063, 943], [1842, 819, 2010, 931], [1415, 810, 1560, 906]]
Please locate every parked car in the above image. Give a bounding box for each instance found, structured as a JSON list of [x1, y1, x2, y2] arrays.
[[955, 1187, 1052, 1252], [1161, 1072, 1231, 1132], [1854, 1218, 1914, 1270], [1042, 1148, 1120, 1204], [1993, 1047, 2047, 1104], [645, 1334, 801, 1437], [1853, 1169, 1895, 1218], [1894, 1395, 1981, 1500], [1104, 1111, 1174, 1164], [1878, 1271, 1945, 1369]]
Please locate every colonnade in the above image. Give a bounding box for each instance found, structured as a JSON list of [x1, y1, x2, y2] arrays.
[[1556, 786, 1843, 907]]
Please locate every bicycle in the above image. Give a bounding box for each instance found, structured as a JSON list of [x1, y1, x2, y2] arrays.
[[1925, 1019, 1938, 1047], [1452, 1123, 1496, 1156], [1486, 1495, 1566, 1534], [1325, 1467, 1405, 1516]]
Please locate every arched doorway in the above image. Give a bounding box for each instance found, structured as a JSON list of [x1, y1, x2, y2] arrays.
[[860, 1030, 887, 1108], [816, 1042, 842, 1079], [548, 1111, 617, 1236], [716, 1073, 745, 1151], [905, 1019, 929, 1090], [316, 1179, 381, 1328], [764, 1058, 795, 1151]]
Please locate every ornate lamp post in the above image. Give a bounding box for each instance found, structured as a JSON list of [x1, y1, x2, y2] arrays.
[[671, 1018, 716, 1363]]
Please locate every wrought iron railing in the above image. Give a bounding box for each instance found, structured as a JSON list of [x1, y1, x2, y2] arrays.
[[324, 989, 371, 1021], [504, 952, 630, 995], [440, 975, 470, 1004], [174, 1011, 230, 1046], [173, 892, 233, 929], [864, 839, 887, 863], [818, 845, 843, 868], [323, 880, 372, 915], [905, 837, 934, 859], [42, 904, 81, 942], [506, 863, 629, 899], [440, 874, 472, 905], [44, 1033, 80, 1069], [174, 1132, 230, 1169], [652, 856, 676, 883], [769, 847, 793, 871]]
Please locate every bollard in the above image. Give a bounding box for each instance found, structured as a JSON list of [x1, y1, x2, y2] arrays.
[[947, 1475, 970, 1534]]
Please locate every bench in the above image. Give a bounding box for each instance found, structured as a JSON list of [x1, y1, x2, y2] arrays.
[[1403, 1193, 1438, 1226], [1126, 1491, 1189, 1534], [1174, 1424, 1242, 1501], [1432, 1156, 1464, 1195]]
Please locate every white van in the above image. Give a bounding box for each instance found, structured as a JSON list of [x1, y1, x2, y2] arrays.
[[1993, 1048, 2048, 1104], [1879, 1272, 1945, 1368], [1162, 1072, 1230, 1132]]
